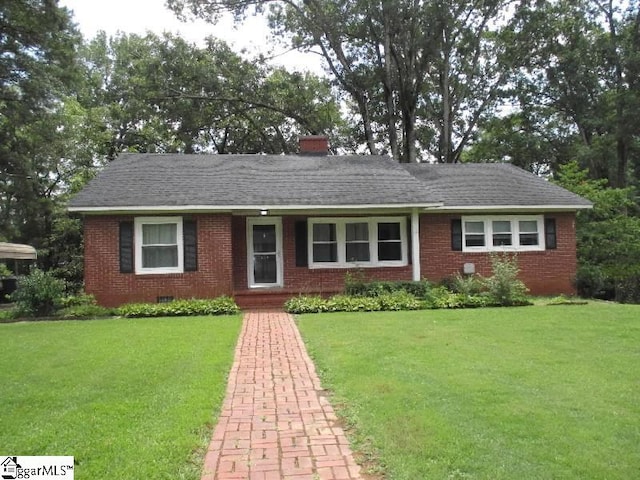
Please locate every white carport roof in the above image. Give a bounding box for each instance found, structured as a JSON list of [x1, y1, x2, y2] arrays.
[[0, 242, 37, 260]]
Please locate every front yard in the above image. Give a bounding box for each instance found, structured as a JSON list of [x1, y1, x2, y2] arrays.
[[297, 303, 640, 479], [0, 315, 241, 479]]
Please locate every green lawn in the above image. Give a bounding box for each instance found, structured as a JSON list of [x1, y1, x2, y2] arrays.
[[0, 316, 241, 480], [296, 303, 640, 480]]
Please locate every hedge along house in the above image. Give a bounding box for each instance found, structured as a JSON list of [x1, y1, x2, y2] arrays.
[[68, 136, 592, 308]]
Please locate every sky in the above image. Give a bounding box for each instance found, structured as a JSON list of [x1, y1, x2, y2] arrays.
[[59, 0, 324, 73]]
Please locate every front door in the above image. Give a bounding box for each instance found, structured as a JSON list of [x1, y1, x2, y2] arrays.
[[247, 217, 283, 288]]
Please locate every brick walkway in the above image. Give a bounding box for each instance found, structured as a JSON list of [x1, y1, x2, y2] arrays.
[[201, 311, 363, 480]]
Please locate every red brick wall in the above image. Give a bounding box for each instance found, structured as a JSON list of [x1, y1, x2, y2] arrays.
[[419, 212, 577, 295], [85, 211, 578, 306], [84, 214, 233, 307]]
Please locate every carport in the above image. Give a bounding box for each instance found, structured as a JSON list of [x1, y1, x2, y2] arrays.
[[0, 242, 37, 301]]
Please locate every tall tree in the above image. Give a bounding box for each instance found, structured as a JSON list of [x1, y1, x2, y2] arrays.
[[167, 0, 531, 162], [0, 0, 81, 244], [467, 0, 639, 185], [78, 32, 343, 158]]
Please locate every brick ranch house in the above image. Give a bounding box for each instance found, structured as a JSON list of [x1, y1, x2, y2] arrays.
[[68, 136, 592, 309]]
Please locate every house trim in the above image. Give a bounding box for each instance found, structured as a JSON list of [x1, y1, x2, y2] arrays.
[[68, 202, 445, 214], [411, 209, 421, 281]]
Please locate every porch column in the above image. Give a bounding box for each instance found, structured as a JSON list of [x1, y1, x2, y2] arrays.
[[411, 209, 421, 281]]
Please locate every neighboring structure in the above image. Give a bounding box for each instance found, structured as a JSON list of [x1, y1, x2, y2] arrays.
[[68, 136, 592, 308]]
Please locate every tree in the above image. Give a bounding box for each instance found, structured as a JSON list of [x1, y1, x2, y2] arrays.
[[468, 1, 639, 185], [554, 160, 640, 301], [78, 32, 343, 157], [0, 0, 81, 246], [166, 0, 532, 162]]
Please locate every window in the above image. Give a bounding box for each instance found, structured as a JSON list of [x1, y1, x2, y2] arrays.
[[377, 223, 402, 261], [464, 221, 485, 247], [461, 216, 544, 252], [135, 217, 184, 274], [308, 217, 407, 268], [312, 223, 337, 262], [346, 222, 370, 262]]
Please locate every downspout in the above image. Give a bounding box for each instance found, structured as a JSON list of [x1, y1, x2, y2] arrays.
[[411, 209, 421, 281]]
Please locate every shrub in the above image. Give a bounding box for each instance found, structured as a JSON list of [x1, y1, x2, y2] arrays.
[[483, 254, 530, 306], [0, 263, 12, 277], [284, 296, 329, 314], [450, 273, 485, 296], [285, 291, 421, 314], [344, 275, 431, 298], [117, 297, 240, 318], [10, 269, 66, 317], [377, 290, 422, 310], [57, 304, 113, 319], [615, 275, 640, 304], [59, 293, 98, 309]]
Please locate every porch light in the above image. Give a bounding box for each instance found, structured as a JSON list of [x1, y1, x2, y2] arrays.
[[260, 209, 269, 216]]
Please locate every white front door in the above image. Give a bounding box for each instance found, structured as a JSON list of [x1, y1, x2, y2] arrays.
[[247, 217, 283, 288]]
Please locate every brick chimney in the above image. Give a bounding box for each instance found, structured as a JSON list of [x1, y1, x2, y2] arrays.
[[299, 135, 329, 155]]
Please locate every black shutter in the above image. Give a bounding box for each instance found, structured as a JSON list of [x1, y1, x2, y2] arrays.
[[119, 221, 134, 273], [183, 219, 198, 271], [295, 220, 308, 267], [451, 219, 463, 251], [545, 218, 557, 250]]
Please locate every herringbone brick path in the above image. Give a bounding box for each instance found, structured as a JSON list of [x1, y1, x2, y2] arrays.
[[201, 311, 363, 480]]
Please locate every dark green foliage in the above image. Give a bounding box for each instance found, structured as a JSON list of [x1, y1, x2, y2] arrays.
[[284, 291, 421, 314], [117, 297, 240, 318], [10, 269, 66, 317], [344, 271, 431, 298], [483, 254, 531, 307], [556, 161, 640, 302], [57, 304, 113, 319]]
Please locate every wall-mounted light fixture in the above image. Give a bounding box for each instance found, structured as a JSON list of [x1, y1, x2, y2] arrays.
[[260, 209, 268, 216]]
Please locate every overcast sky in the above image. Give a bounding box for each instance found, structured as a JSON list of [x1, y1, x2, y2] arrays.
[[59, 0, 323, 73]]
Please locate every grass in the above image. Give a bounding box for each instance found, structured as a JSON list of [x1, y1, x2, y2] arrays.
[[0, 315, 242, 479], [296, 303, 640, 480]]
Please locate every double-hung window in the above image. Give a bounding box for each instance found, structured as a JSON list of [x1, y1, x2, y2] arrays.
[[135, 217, 184, 274], [308, 217, 407, 268], [462, 216, 544, 252]]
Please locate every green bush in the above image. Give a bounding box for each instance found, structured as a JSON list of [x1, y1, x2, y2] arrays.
[[117, 296, 240, 318], [450, 273, 485, 296], [483, 254, 530, 306], [284, 296, 329, 314], [57, 304, 113, 319], [344, 275, 431, 298], [10, 269, 66, 317], [615, 275, 640, 304], [285, 291, 421, 314], [59, 293, 98, 309]]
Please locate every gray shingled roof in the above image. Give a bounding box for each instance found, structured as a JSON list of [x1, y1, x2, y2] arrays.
[[68, 153, 591, 211], [69, 153, 435, 209], [403, 163, 592, 208]]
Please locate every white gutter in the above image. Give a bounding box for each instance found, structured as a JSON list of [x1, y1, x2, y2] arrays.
[[68, 202, 445, 214], [426, 204, 593, 212]]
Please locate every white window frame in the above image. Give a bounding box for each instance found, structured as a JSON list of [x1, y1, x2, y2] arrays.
[[134, 216, 184, 274], [308, 217, 408, 268], [461, 215, 545, 252]]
